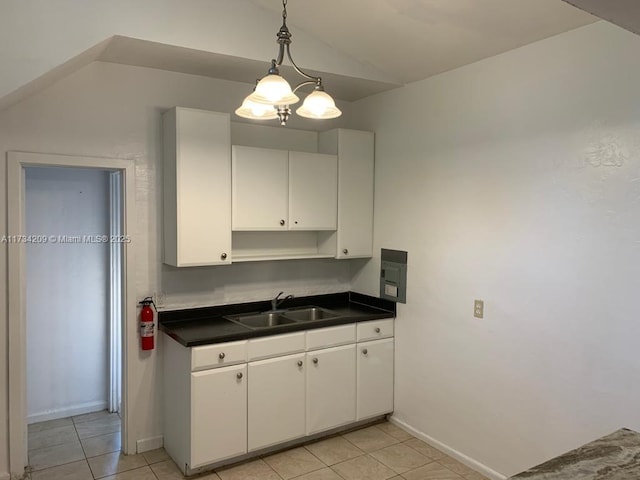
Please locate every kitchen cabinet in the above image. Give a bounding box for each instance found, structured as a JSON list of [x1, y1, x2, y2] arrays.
[[191, 364, 247, 467], [306, 344, 356, 435], [232, 146, 289, 230], [356, 337, 394, 421], [163, 336, 249, 474], [248, 353, 306, 451], [231, 146, 337, 231], [163, 107, 232, 267], [319, 129, 374, 258], [288, 151, 338, 230], [162, 317, 393, 475]]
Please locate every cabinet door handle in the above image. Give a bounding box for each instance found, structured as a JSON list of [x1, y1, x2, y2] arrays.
[[297, 360, 303, 367], [312, 358, 318, 364], [375, 327, 381, 333], [220, 252, 227, 260], [219, 352, 225, 359], [280, 219, 285, 226], [236, 372, 243, 379], [362, 348, 368, 355], [343, 249, 348, 255]]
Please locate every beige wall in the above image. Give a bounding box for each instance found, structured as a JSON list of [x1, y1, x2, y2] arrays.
[[0, 61, 352, 477]]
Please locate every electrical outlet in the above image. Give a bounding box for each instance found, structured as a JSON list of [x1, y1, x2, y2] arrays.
[[474, 299, 484, 319], [153, 291, 166, 308]]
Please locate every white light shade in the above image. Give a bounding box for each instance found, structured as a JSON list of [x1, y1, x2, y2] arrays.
[[248, 74, 299, 106], [296, 90, 342, 119], [235, 96, 278, 120]]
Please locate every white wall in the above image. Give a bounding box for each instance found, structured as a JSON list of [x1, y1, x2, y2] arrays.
[[349, 21, 640, 477], [25, 167, 110, 423], [0, 61, 353, 475]]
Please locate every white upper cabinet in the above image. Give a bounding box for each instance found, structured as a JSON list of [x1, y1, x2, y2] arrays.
[[232, 146, 289, 231], [289, 152, 338, 231], [163, 107, 232, 267], [232, 147, 337, 232], [162, 109, 373, 264], [319, 129, 374, 258]]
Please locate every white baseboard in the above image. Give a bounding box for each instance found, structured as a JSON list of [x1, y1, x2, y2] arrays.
[[137, 436, 163, 453], [27, 401, 108, 424], [390, 416, 508, 480]]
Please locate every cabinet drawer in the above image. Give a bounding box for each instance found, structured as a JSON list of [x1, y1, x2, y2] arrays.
[[357, 319, 394, 342], [306, 324, 356, 351], [248, 332, 306, 361], [192, 340, 247, 371]]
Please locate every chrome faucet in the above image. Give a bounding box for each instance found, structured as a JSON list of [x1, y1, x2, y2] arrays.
[[271, 291, 294, 311]]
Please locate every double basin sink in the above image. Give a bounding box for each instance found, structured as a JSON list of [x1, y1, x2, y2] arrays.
[[224, 306, 341, 330]]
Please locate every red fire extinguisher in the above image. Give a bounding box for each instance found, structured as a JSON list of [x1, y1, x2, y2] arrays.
[[139, 297, 156, 351]]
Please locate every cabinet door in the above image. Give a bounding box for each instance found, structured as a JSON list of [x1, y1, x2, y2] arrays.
[[356, 338, 394, 421], [336, 130, 374, 258], [248, 353, 305, 451], [163, 108, 232, 266], [232, 146, 289, 230], [289, 152, 338, 230], [191, 364, 247, 468], [306, 344, 356, 435]]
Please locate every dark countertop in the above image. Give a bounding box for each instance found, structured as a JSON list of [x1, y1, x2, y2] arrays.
[[510, 428, 640, 479], [159, 292, 396, 347]]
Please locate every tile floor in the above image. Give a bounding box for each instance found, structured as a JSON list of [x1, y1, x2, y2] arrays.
[[27, 412, 489, 480]]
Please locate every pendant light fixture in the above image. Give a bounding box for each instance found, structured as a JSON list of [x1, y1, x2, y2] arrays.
[[235, 0, 342, 126]]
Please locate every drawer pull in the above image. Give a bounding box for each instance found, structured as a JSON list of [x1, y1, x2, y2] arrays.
[[375, 327, 381, 333], [362, 348, 368, 355], [219, 352, 225, 359], [312, 358, 319, 364], [236, 372, 243, 379], [297, 360, 303, 367]]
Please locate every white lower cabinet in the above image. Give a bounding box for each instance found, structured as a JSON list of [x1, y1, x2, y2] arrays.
[[306, 344, 356, 435], [164, 319, 394, 474], [191, 364, 247, 468], [248, 353, 306, 451], [356, 337, 394, 421]]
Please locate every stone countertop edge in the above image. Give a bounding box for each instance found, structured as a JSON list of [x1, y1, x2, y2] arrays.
[[159, 291, 397, 347], [509, 428, 640, 479]]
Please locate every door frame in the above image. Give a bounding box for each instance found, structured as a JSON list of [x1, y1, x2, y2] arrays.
[[7, 151, 137, 477]]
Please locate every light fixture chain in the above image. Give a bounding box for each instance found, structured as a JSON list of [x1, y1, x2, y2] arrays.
[[282, 0, 287, 22]]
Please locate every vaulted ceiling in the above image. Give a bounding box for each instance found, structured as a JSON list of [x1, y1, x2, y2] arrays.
[[249, 0, 597, 84], [562, 0, 640, 35], [0, 0, 600, 110]]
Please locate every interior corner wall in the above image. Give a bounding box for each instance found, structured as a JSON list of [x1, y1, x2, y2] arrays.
[[0, 61, 353, 475], [349, 21, 640, 477]]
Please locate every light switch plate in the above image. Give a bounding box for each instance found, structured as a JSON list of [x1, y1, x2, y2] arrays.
[[474, 299, 484, 319]]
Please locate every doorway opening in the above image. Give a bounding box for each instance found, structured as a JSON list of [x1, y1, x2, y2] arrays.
[[24, 167, 123, 472], [7, 152, 136, 479]]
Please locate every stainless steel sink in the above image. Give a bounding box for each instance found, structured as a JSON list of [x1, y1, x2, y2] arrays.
[[283, 306, 341, 322], [225, 312, 298, 329], [225, 306, 342, 329]]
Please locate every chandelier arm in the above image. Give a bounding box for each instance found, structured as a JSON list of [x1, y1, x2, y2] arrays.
[[285, 44, 321, 83], [275, 43, 286, 67], [292, 80, 317, 94]]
